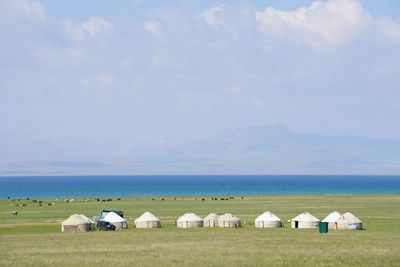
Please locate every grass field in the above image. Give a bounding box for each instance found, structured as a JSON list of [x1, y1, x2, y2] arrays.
[[0, 195, 399, 266]]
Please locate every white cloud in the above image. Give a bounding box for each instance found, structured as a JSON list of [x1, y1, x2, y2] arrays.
[[256, 0, 369, 48], [379, 18, 400, 42], [143, 20, 163, 38], [61, 17, 112, 42], [252, 98, 265, 109], [201, 5, 225, 27], [81, 17, 112, 38], [0, 0, 45, 22]]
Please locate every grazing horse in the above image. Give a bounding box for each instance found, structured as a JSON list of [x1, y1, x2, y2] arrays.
[[11, 211, 18, 216]]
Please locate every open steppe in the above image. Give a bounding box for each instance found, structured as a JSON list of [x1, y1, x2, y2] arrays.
[[1, 195, 399, 266]]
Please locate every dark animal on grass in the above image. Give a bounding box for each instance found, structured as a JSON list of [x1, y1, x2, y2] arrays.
[[22, 204, 27, 207], [48, 203, 51, 206], [106, 199, 112, 202], [39, 203, 42, 207]]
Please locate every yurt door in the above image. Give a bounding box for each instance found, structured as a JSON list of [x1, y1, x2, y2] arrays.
[[295, 221, 299, 228], [210, 220, 214, 227]]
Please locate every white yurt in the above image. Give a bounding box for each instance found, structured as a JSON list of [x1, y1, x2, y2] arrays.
[[61, 214, 94, 233], [336, 212, 363, 230], [203, 213, 219, 227], [177, 213, 203, 228], [102, 211, 128, 229], [255, 211, 282, 228], [134, 212, 161, 228], [218, 213, 241, 228], [322, 211, 342, 229], [291, 212, 320, 229]]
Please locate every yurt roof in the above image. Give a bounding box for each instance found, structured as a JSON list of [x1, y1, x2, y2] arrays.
[[204, 213, 219, 220], [337, 212, 362, 224], [135, 212, 160, 223], [255, 211, 281, 222], [291, 212, 320, 222], [103, 211, 127, 223], [177, 213, 203, 222], [322, 211, 342, 223], [219, 213, 240, 221], [62, 214, 90, 226]]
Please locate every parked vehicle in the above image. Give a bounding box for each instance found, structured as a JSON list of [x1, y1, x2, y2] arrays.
[[97, 221, 116, 231]]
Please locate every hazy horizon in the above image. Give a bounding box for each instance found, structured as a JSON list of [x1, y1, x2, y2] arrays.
[[1, 0, 400, 175]]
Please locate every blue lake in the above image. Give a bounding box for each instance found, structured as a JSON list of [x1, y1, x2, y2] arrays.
[[0, 175, 400, 199]]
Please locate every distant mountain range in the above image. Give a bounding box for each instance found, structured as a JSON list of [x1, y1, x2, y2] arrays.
[[1, 125, 400, 175]]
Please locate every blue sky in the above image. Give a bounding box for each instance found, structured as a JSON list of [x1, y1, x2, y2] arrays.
[[1, 0, 400, 147]]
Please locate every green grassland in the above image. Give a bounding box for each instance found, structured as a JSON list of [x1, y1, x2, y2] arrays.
[[0, 195, 400, 266]]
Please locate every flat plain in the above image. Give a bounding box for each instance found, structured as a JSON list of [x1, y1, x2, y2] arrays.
[[0, 195, 399, 267]]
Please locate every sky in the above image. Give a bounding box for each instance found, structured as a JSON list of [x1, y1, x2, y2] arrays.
[[1, 0, 400, 149]]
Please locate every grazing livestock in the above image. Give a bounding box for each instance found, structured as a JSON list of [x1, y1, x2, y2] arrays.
[[11, 211, 18, 216]]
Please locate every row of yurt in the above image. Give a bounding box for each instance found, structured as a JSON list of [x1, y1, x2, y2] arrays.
[[62, 211, 362, 232], [61, 214, 95, 233], [322, 211, 362, 230]]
